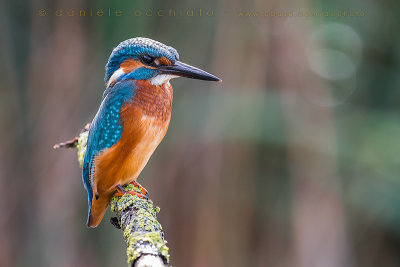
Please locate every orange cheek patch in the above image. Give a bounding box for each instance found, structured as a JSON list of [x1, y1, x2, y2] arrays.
[[158, 56, 172, 66], [120, 58, 157, 73], [120, 58, 145, 73]]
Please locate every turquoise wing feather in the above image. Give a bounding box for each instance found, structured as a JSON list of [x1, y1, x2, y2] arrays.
[[82, 80, 135, 224]]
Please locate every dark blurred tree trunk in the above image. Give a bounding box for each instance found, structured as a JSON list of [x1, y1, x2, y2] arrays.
[[269, 11, 353, 267], [24, 1, 86, 265]]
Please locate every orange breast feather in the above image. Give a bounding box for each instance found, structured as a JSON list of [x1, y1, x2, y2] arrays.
[[87, 80, 173, 227], [94, 80, 173, 197]]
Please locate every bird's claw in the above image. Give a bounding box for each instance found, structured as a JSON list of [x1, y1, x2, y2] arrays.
[[129, 180, 149, 197], [114, 184, 149, 200]]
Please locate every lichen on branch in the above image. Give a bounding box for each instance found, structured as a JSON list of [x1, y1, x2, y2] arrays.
[[111, 184, 169, 265]]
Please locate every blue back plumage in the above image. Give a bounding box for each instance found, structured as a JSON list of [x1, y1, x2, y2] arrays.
[[82, 80, 136, 220]]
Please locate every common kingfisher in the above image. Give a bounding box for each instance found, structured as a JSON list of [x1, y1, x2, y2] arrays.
[[82, 37, 221, 228]]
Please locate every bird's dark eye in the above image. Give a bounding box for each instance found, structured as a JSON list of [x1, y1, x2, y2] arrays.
[[141, 55, 154, 65]]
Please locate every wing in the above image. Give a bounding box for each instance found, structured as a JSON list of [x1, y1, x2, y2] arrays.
[[82, 80, 135, 217]]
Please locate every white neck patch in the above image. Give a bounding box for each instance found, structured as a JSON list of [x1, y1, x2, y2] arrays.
[[108, 70, 179, 87], [107, 68, 125, 87], [149, 74, 179, 86]]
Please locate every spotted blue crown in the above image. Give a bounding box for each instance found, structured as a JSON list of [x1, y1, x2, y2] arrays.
[[104, 37, 180, 83]]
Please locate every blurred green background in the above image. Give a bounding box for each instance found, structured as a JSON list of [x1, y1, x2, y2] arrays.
[[1, 0, 400, 266]]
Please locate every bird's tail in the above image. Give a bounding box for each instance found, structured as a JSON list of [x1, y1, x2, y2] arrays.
[[86, 193, 112, 228]]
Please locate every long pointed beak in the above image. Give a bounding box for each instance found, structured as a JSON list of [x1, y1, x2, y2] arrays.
[[158, 61, 221, 82]]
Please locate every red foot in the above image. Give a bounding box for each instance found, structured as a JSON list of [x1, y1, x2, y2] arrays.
[[130, 180, 149, 196], [114, 184, 148, 200]]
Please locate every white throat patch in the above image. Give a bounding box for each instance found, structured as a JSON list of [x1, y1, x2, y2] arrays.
[[107, 68, 125, 87], [149, 74, 179, 86]]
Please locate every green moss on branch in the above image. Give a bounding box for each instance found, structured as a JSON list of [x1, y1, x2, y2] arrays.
[[111, 184, 169, 265]]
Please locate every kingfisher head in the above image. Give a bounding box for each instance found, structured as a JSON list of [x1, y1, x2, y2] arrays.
[[105, 37, 221, 87]]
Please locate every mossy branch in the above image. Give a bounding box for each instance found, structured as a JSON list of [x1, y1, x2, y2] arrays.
[[55, 125, 170, 267]]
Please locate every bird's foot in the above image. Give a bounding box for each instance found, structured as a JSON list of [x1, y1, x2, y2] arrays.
[[114, 184, 149, 200], [129, 180, 149, 197]]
